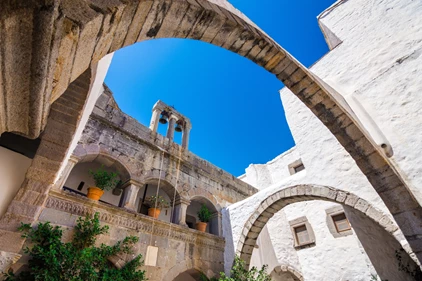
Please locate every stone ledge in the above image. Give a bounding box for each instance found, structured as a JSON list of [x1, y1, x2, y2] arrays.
[[46, 190, 225, 251]]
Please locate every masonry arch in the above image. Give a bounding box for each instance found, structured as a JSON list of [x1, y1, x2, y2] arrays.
[[163, 261, 207, 281], [187, 195, 221, 235], [270, 265, 303, 281], [60, 147, 132, 206], [1, 0, 421, 261], [236, 184, 419, 281]]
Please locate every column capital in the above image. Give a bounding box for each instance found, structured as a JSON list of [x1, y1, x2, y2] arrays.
[[169, 114, 178, 121], [174, 197, 190, 206], [121, 179, 143, 189]]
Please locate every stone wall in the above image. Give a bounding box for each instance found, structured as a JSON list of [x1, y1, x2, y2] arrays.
[[31, 190, 225, 281], [77, 86, 257, 207]]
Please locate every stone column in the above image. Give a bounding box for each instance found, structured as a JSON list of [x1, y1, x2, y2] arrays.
[[210, 212, 222, 236], [172, 198, 190, 226], [54, 156, 78, 189], [120, 180, 142, 212], [166, 115, 178, 142], [149, 108, 161, 132], [182, 124, 191, 149]]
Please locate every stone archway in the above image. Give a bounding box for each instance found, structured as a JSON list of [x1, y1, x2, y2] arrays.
[[270, 265, 303, 281], [235, 184, 419, 277], [1, 0, 421, 260]]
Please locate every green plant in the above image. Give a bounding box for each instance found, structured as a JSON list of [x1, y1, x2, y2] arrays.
[[197, 204, 212, 223], [3, 213, 146, 281], [146, 195, 170, 210], [89, 166, 120, 191], [200, 272, 219, 281], [219, 256, 272, 281]]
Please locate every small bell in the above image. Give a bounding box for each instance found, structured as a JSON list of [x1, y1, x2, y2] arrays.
[[175, 122, 183, 132], [159, 113, 168, 124]]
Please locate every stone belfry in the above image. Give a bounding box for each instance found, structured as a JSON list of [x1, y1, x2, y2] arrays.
[[149, 101, 192, 149]]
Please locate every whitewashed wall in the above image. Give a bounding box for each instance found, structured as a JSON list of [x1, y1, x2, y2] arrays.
[[226, 0, 422, 279], [0, 147, 32, 217]]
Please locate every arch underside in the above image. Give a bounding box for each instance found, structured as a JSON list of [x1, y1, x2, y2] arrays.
[[0, 0, 421, 261], [236, 185, 417, 268]]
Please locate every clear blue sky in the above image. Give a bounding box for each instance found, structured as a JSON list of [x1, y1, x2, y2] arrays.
[[105, 0, 336, 176]]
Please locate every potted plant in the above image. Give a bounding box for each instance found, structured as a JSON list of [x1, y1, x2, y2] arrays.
[[146, 195, 170, 218], [196, 204, 212, 232], [88, 166, 119, 201]]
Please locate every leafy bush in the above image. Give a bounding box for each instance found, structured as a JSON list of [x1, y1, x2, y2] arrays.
[[200, 256, 271, 281], [197, 204, 212, 223], [3, 213, 146, 281], [145, 195, 170, 210], [89, 166, 120, 191], [219, 256, 272, 281]]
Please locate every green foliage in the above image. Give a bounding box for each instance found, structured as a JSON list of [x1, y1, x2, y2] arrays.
[[146, 195, 170, 210], [200, 272, 219, 281], [219, 256, 272, 281], [3, 213, 146, 281], [89, 166, 120, 191], [197, 204, 212, 223]]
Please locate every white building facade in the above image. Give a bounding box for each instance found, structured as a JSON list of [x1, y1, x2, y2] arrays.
[[232, 0, 422, 280]]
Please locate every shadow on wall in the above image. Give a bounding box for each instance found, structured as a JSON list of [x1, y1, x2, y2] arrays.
[[222, 207, 236, 275], [345, 206, 419, 281]]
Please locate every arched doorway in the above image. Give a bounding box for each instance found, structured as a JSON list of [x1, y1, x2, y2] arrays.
[[173, 269, 202, 281], [186, 196, 220, 235], [236, 185, 420, 281], [270, 265, 303, 281]]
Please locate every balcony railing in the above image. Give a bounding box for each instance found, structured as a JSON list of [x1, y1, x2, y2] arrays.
[[46, 189, 225, 250]]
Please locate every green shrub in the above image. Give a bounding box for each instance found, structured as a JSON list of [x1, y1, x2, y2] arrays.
[[89, 166, 120, 191], [219, 256, 272, 281], [201, 256, 272, 281], [145, 195, 170, 210], [197, 204, 212, 223], [3, 213, 146, 281]]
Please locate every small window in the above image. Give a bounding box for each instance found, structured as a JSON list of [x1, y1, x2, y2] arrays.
[[294, 164, 305, 173], [332, 213, 351, 233], [288, 159, 305, 175], [294, 225, 311, 245]]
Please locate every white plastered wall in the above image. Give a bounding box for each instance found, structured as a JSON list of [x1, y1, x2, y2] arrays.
[[225, 0, 422, 279], [0, 147, 32, 217]]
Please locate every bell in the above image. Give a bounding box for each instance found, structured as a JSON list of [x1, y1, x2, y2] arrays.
[[159, 114, 168, 124], [175, 123, 183, 132]]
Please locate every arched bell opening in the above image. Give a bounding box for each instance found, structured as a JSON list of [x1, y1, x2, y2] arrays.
[[186, 196, 220, 236], [62, 154, 130, 206]]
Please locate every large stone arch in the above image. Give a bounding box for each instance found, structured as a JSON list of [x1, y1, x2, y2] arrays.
[[1, 0, 421, 260], [236, 185, 418, 269]]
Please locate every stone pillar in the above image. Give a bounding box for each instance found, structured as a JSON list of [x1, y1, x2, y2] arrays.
[[54, 156, 78, 189], [120, 180, 142, 212], [182, 124, 191, 149], [149, 108, 161, 132], [172, 198, 190, 226], [210, 212, 222, 236], [166, 115, 178, 142]]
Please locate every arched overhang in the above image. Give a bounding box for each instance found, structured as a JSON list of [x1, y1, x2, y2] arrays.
[[0, 0, 421, 260]]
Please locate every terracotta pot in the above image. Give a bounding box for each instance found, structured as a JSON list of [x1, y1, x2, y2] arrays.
[[87, 187, 104, 201], [196, 222, 207, 232], [148, 208, 161, 219]]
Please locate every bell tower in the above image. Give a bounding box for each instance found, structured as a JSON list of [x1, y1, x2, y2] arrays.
[[149, 100, 192, 149]]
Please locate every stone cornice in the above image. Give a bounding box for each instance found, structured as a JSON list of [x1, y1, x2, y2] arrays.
[[47, 190, 225, 250]]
